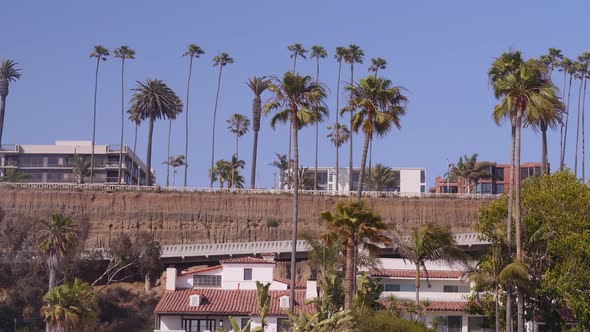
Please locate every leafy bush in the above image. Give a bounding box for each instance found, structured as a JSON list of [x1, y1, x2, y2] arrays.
[[354, 310, 432, 332]]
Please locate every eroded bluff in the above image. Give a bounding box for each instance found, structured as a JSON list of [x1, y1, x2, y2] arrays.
[[0, 188, 490, 247]]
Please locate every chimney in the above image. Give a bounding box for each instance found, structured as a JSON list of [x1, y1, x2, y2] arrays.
[[306, 280, 318, 300], [261, 253, 276, 262], [166, 267, 177, 291]]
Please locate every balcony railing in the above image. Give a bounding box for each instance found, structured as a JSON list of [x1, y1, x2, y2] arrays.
[[0, 144, 18, 152], [0, 160, 19, 167]]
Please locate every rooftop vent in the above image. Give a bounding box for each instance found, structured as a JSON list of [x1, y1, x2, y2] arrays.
[[279, 295, 289, 309], [189, 294, 203, 307]]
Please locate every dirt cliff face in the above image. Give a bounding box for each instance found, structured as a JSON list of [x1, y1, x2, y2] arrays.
[[0, 188, 490, 247]]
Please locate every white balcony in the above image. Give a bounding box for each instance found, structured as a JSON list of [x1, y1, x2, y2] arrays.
[[382, 291, 468, 302]]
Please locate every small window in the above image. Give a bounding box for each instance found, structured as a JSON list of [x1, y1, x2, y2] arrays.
[[444, 285, 459, 293], [244, 268, 252, 281], [384, 284, 401, 291], [241, 318, 250, 329]]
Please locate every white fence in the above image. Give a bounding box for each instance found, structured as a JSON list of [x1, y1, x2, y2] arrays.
[[0, 182, 499, 199]]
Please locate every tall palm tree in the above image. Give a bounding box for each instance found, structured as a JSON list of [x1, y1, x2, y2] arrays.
[[38, 213, 79, 291], [368, 57, 387, 78], [0, 59, 22, 147], [89, 45, 109, 183], [128, 112, 142, 185], [247, 76, 271, 189], [574, 60, 587, 177], [327, 122, 350, 191], [311, 45, 328, 191], [559, 57, 575, 170], [369, 163, 398, 191], [42, 278, 97, 332], [366, 57, 387, 190], [113, 46, 136, 185], [334, 47, 347, 192], [182, 44, 205, 188], [288, 43, 307, 73], [345, 76, 407, 198], [264, 72, 326, 311], [450, 154, 492, 193], [396, 223, 466, 312], [320, 199, 390, 309], [491, 57, 560, 332], [162, 154, 185, 187], [270, 153, 290, 188], [227, 113, 250, 187], [210, 53, 234, 188], [343, 45, 364, 193], [210, 159, 230, 188], [227, 154, 245, 189], [129, 79, 183, 186]]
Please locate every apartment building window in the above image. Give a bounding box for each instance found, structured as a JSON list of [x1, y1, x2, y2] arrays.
[[443, 285, 470, 293], [193, 275, 221, 288], [384, 284, 401, 291], [467, 316, 493, 332], [478, 183, 492, 194], [494, 167, 504, 181], [495, 184, 505, 194], [420, 170, 426, 183], [436, 316, 463, 332], [244, 268, 252, 281]]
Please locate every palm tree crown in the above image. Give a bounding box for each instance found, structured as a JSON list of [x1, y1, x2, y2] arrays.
[[311, 45, 328, 61], [327, 122, 350, 148], [39, 213, 79, 291], [368, 57, 387, 77], [113, 46, 136, 60], [213, 52, 234, 67], [183, 44, 205, 59], [89, 45, 109, 60], [0, 59, 22, 92], [227, 113, 250, 139]]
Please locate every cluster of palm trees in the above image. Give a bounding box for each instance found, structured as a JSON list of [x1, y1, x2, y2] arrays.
[[449, 153, 491, 193], [488, 50, 562, 332]]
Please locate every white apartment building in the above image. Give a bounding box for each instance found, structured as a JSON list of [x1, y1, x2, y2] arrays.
[[0, 140, 154, 185], [154, 255, 316, 332], [283, 166, 426, 193]]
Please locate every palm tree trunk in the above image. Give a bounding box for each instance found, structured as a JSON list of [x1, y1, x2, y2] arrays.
[[210, 66, 223, 188], [184, 57, 194, 188], [166, 120, 172, 187], [132, 123, 138, 185], [349, 64, 354, 194], [344, 236, 355, 309], [368, 137, 373, 191], [541, 122, 548, 174], [515, 106, 524, 332], [583, 78, 587, 182], [415, 263, 421, 305], [48, 258, 57, 291], [561, 74, 573, 168], [314, 56, 320, 191], [172, 168, 176, 188], [232, 133, 238, 189], [146, 115, 155, 186], [575, 77, 583, 177], [118, 58, 126, 185], [251, 95, 261, 189], [144, 273, 151, 292], [0, 95, 6, 147], [495, 272, 500, 332], [335, 60, 342, 193], [251, 131, 259, 189], [90, 58, 101, 184], [289, 107, 300, 312], [288, 126, 292, 189], [560, 70, 567, 170], [506, 119, 516, 332], [357, 129, 371, 198]]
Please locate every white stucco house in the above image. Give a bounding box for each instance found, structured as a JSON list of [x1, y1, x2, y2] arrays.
[[154, 255, 316, 332], [373, 258, 492, 332]]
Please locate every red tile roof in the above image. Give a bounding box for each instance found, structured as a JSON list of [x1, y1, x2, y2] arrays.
[[155, 289, 315, 316], [370, 269, 463, 279], [273, 277, 306, 289], [427, 301, 467, 311], [220, 257, 276, 265], [181, 265, 222, 276]]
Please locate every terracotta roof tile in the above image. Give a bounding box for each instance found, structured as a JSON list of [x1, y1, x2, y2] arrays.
[[155, 289, 314, 316], [370, 269, 463, 279], [427, 301, 467, 311], [220, 257, 276, 265], [181, 265, 222, 276]]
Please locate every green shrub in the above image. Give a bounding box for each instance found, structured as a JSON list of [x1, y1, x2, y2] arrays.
[[354, 310, 432, 332]]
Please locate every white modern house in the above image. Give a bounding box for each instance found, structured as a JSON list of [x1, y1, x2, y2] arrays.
[[154, 255, 316, 332], [282, 166, 426, 193], [372, 258, 492, 332]]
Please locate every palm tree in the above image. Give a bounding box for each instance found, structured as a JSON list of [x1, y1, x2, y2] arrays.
[[343, 45, 364, 193], [227, 113, 250, 187], [264, 72, 327, 311], [113, 46, 135, 185], [368, 57, 387, 78], [42, 278, 97, 332], [270, 153, 290, 188], [255, 281, 271, 330], [288, 43, 307, 73], [558, 57, 575, 169], [449, 154, 492, 193], [289, 167, 315, 189], [210, 159, 230, 188], [320, 199, 390, 309], [128, 112, 142, 185], [345, 76, 407, 198], [396, 223, 467, 309], [369, 163, 398, 191], [0, 169, 30, 182], [210, 53, 234, 188], [334, 47, 347, 192], [182, 44, 205, 188], [311, 45, 328, 191], [327, 122, 350, 191], [38, 213, 79, 291], [228, 154, 246, 189], [247, 76, 271, 189], [129, 79, 183, 186], [72, 155, 91, 184], [0, 59, 22, 147], [490, 55, 560, 332], [89, 45, 109, 183], [574, 60, 587, 177], [162, 155, 185, 187]]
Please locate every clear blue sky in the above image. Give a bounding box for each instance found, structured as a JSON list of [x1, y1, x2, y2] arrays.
[[4, 0, 589, 188]]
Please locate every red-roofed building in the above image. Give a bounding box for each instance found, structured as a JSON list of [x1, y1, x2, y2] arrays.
[[154, 256, 317, 332]]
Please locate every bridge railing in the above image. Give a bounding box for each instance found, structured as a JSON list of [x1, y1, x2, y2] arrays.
[[0, 182, 500, 199]]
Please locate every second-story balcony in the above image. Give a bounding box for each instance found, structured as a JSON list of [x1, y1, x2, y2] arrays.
[[0, 144, 19, 153], [381, 290, 469, 302], [0, 160, 19, 168]]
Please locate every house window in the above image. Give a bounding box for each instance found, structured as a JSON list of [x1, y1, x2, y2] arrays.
[[436, 316, 462, 332], [182, 319, 216, 332], [468, 316, 493, 332], [494, 167, 504, 181], [241, 318, 251, 329], [384, 284, 401, 291], [443, 285, 470, 293], [277, 318, 291, 332], [244, 268, 252, 281], [193, 275, 221, 288]]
